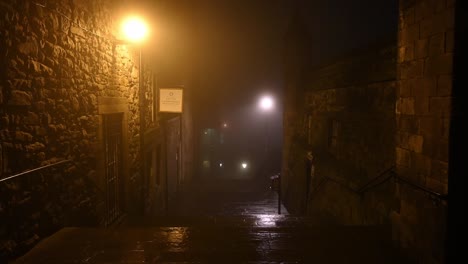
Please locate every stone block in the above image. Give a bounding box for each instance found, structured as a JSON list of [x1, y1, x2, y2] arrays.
[[408, 134, 424, 153], [25, 142, 45, 153], [24, 112, 40, 125], [426, 177, 447, 194], [400, 60, 424, 79], [18, 40, 39, 56], [396, 147, 411, 167], [30, 60, 54, 76], [414, 38, 428, 59], [8, 90, 32, 106], [396, 132, 408, 148], [398, 115, 420, 133], [431, 159, 448, 183], [398, 47, 405, 63], [422, 134, 434, 157], [404, 44, 415, 62], [428, 33, 445, 57], [412, 77, 437, 97], [398, 80, 412, 97], [402, 6, 416, 26], [415, 0, 436, 21], [15, 131, 33, 142], [410, 152, 431, 175], [70, 26, 86, 38], [396, 97, 415, 115], [400, 199, 418, 225], [433, 139, 449, 162], [429, 97, 451, 116], [419, 117, 442, 138], [437, 75, 452, 96], [414, 96, 429, 115], [419, 7, 454, 38], [424, 53, 453, 76], [399, 23, 419, 46]]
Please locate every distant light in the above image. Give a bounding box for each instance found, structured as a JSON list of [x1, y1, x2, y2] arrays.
[[241, 162, 248, 169], [219, 163, 223, 167], [223, 123, 228, 128], [121, 16, 148, 43], [259, 96, 274, 111]]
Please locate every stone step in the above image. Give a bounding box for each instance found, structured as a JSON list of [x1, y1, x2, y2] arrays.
[[13, 224, 406, 264]]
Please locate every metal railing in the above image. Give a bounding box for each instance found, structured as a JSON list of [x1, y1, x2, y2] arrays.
[[310, 166, 448, 203], [0, 159, 102, 262], [0, 159, 72, 183]]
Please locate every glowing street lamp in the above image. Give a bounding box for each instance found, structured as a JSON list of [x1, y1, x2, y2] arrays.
[[259, 96, 274, 111], [258, 95, 275, 188], [121, 16, 149, 43], [241, 162, 248, 169], [258, 96, 275, 155]]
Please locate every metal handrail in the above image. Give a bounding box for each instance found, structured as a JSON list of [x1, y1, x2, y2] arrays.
[[310, 166, 448, 202], [393, 173, 448, 200], [356, 167, 395, 193], [0, 159, 72, 183]]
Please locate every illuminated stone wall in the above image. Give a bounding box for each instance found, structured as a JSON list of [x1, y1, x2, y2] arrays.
[[282, 42, 397, 221], [0, 0, 153, 260], [391, 0, 454, 262]]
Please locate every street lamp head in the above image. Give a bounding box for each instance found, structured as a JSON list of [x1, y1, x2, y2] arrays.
[[259, 96, 274, 111], [121, 16, 149, 43]]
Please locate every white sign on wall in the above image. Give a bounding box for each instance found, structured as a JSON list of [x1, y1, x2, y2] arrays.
[[159, 88, 183, 113]]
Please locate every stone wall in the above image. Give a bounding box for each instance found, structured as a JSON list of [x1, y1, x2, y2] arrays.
[[282, 43, 397, 223], [391, 0, 453, 262], [0, 0, 151, 260], [282, 0, 455, 262]]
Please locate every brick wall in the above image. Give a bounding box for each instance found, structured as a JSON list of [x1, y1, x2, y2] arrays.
[[0, 0, 152, 260], [391, 0, 453, 262]]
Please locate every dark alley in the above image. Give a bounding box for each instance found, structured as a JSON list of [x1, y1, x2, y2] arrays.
[[1, 0, 467, 263]]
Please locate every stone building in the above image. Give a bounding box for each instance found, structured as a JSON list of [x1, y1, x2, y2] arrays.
[[282, 0, 464, 263], [0, 0, 193, 260]]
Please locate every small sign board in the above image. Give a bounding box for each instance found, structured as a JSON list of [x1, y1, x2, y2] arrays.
[[159, 88, 183, 113]]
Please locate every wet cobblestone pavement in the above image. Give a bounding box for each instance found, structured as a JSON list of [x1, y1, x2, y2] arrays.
[[13, 178, 409, 263]]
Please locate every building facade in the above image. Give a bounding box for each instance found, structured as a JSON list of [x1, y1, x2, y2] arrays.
[[0, 0, 193, 260]]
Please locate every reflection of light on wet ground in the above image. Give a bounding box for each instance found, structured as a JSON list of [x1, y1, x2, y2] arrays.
[[253, 214, 286, 227], [164, 227, 189, 252]]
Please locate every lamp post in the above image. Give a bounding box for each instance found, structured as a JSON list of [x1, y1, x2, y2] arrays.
[[121, 16, 149, 214], [258, 95, 281, 214]]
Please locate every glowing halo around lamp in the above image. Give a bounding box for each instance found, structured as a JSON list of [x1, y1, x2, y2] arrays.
[[259, 96, 274, 111], [121, 16, 148, 43]]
